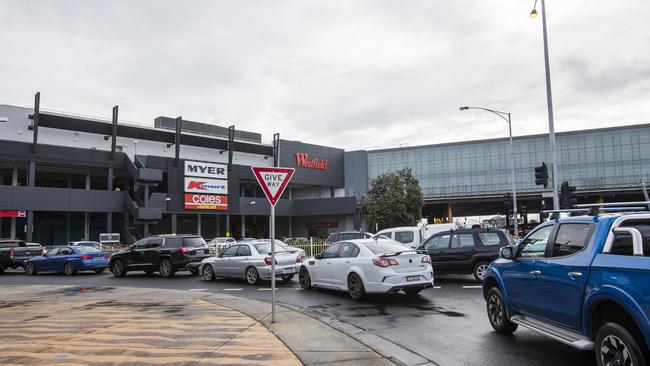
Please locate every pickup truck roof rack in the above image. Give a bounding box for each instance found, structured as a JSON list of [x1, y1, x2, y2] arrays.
[[541, 201, 650, 219]]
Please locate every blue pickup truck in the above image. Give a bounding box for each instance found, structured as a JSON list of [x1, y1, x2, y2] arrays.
[[483, 212, 649, 366]]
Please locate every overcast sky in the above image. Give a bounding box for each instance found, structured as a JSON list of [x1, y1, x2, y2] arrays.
[[1, 1, 648, 150]]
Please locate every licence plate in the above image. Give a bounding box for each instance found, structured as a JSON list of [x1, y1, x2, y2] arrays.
[[283, 268, 295, 274], [406, 276, 420, 282], [197, 250, 206, 255]]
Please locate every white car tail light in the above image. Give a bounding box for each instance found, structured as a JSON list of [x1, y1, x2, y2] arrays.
[[372, 258, 399, 268], [421, 255, 431, 264]]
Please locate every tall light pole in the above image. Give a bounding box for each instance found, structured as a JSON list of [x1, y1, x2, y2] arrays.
[[460, 106, 519, 237], [530, 0, 559, 210]]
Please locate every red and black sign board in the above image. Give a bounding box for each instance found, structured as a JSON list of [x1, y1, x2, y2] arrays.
[[183, 194, 228, 210], [0, 211, 26, 218]]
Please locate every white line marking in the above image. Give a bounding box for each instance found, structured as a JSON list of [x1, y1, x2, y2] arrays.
[[462, 285, 483, 289], [433, 286, 442, 289], [258, 288, 278, 291], [189, 289, 208, 292], [295, 288, 305, 291], [222, 288, 243, 291]]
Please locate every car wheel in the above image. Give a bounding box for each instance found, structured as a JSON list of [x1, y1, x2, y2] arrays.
[[299, 267, 311, 289], [596, 322, 646, 366], [94, 268, 105, 274], [64, 262, 76, 276], [159, 259, 175, 278], [246, 266, 260, 285], [486, 287, 518, 334], [473, 262, 490, 282], [404, 288, 421, 296], [347, 273, 366, 301], [202, 265, 214, 281], [110, 260, 127, 277], [280, 274, 294, 282], [24, 262, 37, 275]]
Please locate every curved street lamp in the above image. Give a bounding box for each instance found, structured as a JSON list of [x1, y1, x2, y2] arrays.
[[459, 106, 519, 237]]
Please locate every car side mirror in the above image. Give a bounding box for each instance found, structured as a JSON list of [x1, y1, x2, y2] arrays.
[[315, 253, 322, 260], [499, 245, 514, 260]]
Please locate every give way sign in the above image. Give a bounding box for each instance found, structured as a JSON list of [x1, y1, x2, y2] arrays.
[[251, 167, 295, 206]]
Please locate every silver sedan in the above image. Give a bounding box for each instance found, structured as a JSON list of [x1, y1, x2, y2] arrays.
[[199, 241, 302, 285]]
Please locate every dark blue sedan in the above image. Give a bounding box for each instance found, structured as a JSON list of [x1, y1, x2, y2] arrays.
[[24, 246, 110, 276]]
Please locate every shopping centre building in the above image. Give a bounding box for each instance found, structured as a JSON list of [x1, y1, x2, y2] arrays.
[[1, 94, 648, 244]]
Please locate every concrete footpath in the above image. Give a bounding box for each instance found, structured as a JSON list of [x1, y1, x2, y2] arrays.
[[0, 285, 395, 366]]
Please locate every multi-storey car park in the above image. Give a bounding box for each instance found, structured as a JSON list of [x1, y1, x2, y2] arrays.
[[0, 93, 649, 245]]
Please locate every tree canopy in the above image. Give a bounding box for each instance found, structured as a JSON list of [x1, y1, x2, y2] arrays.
[[362, 168, 424, 231]]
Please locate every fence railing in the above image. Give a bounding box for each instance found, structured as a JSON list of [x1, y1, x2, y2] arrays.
[[284, 238, 326, 258]]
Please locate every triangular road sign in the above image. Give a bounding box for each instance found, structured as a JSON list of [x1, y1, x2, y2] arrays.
[[251, 166, 295, 206]]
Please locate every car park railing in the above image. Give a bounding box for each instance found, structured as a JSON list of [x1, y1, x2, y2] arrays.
[[284, 238, 326, 258]]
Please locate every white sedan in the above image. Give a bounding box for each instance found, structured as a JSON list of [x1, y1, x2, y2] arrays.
[[298, 239, 433, 300]]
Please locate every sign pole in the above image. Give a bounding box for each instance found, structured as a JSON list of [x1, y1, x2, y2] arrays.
[[271, 204, 276, 323]]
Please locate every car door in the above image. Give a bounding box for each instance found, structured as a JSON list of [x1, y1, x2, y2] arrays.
[[533, 222, 594, 330], [328, 242, 358, 288], [124, 239, 148, 270], [214, 245, 238, 277], [310, 243, 341, 287], [446, 232, 479, 271], [54, 247, 74, 270], [233, 244, 252, 277], [422, 233, 451, 270], [501, 223, 556, 316], [40, 248, 60, 271], [142, 238, 163, 270]]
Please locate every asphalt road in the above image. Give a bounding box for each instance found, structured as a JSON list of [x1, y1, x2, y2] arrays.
[[0, 269, 597, 366]]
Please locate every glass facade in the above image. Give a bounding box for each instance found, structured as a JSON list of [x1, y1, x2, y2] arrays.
[[368, 125, 650, 198]]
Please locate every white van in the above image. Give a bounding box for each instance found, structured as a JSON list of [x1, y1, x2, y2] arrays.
[[374, 223, 458, 248]]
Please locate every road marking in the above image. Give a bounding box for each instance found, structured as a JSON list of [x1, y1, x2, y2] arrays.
[[295, 288, 304, 291], [433, 286, 442, 289], [462, 285, 483, 289], [258, 288, 278, 291], [188, 289, 208, 291], [222, 288, 243, 291]]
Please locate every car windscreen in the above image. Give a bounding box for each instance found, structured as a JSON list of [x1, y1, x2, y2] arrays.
[[364, 241, 413, 255], [253, 243, 287, 255], [75, 246, 102, 254], [182, 237, 207, 247]]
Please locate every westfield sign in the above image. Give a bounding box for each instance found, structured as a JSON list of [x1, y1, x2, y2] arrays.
[[295, 152, 328, 171]]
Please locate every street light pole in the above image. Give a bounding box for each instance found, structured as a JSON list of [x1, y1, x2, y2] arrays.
[[460, 106, 519, 237], [531, 0, 559, 210]]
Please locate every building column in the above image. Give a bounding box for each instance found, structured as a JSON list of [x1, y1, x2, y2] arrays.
[[171, 213, 177, 234], [26, 162, 36, 241], [226, 214, 230, 236], [216, 215, 220, 237], [107, 167, 113, 233], [447, 204, 454, 224], [66, 212, 71, 243], [0, 172, 3, 236], [84, 171, 90, 240], [289, 216, 293, 238], [197, 214, 202, 236], [241, 214, 246, 239]]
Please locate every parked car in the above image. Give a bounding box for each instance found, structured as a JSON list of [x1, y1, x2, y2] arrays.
[[483, 211, 650, 365], [24, 246, 110, 275], [199, 241, 303, 285], [253, 239, 307, 259], [0, 239, 45, 273], [374, 227, 423, 248], [298, 239, 433, 300], [68, 241, 102, 250], [418, 228, 512, 281], [323, 231, 372, 248], [207, 237, 237, 255], [109, 235, 210, 278]]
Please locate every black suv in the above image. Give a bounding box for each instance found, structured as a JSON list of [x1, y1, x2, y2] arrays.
[[417, 229, 513, 281], [109, 235, 209, 278]]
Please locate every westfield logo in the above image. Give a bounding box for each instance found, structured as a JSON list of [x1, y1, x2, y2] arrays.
[[295, 152, 328, 170]]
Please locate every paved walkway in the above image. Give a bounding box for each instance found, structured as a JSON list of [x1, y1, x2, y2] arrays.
[[0, 285, 301, 366]]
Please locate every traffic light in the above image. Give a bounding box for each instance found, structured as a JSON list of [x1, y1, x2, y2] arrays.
[[534, 162, 548, 188], [560, 181, 578, 208]]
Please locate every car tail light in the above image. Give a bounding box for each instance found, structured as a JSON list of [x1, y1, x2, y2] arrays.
[[41, 248, 47, 255], [372, 258, 398, 268], [264, 257, 273, 265], [296, 256, 302, 263], [179, 247, 189, 254], [80, 255, 92, 260], [106, 254, 112, 259], [421, 256, 431, 264], [9, 248, 14, 259]]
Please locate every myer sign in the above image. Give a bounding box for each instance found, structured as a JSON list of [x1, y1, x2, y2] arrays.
[[184, 161, 228, 179]]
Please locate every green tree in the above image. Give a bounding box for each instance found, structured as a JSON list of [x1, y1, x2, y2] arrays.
[[362, 168, 424, 231]]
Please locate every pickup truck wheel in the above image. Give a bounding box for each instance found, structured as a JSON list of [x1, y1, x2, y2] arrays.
[[596, 322, 646, 366], [486, 287, 518, 334], [24, 262, 36, 275], [473, 262, 490, 282]]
